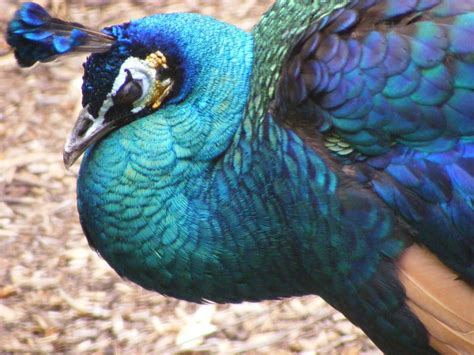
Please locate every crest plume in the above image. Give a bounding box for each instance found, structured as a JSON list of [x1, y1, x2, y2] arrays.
[[6, 2, 115, 67]]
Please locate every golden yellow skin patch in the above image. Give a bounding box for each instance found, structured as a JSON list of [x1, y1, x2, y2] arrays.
[[144, 51, 173, 110], [146, 51, 168, 68]]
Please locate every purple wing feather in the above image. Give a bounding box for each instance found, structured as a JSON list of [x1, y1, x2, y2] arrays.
[[274, 0, 474, 283]]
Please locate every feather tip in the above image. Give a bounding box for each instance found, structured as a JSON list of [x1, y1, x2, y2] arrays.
[[6, 2, 115, 67]]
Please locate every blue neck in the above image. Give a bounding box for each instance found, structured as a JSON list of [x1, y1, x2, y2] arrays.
[[78, 118, 337, 303], [79, 13, 255, 195], [77, 13, 402, 303]]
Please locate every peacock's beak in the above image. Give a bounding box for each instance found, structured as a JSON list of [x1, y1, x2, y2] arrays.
[[63, 105, 117, 168]]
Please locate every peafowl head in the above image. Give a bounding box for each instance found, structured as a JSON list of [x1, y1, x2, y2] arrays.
[[7, 3, 253, 168]]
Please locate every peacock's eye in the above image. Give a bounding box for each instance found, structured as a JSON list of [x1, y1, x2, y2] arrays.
[[105, 53, 174, 117], [113, 69, 143, 105]]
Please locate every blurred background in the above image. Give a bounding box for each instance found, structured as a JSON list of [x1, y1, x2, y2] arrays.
[[0, 1, 380, 353]]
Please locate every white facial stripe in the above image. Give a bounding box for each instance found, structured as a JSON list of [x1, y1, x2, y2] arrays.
[[111, 57, 155, 110], [91, 107, 106, 132], [93, 56, 156, 123], [97, 94, 112, 121]]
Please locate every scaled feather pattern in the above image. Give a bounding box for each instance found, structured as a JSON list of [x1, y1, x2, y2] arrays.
[[6, 1, 474, 354]]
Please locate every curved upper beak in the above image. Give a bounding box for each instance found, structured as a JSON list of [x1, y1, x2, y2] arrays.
[[63, 105, 115, 168]]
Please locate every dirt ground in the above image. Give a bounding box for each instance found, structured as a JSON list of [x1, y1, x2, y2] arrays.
[[0, 1, 381, 353]]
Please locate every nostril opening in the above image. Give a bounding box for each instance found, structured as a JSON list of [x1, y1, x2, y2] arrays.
[[77, 118, 93, 137]]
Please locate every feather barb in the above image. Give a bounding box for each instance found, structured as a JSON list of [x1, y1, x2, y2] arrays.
[[398, 245, 474, 354]]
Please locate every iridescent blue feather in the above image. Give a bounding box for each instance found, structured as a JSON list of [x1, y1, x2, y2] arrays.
[[275, 0, 474, 284], [6, 2, 114, 67]]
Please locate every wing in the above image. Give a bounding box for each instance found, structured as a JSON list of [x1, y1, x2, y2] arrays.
[[273, 0, 474, 284]]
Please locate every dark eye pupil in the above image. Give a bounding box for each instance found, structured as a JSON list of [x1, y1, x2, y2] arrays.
[[113, 70, 143, 105]]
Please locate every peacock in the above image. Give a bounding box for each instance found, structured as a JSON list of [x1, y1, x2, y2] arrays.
[[6, 1, 474, 353]]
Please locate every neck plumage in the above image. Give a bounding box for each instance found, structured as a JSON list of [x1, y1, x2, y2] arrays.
[[78, 110, 343, 304], [77, 43, 343, 303], [76, 3, 365, 304]]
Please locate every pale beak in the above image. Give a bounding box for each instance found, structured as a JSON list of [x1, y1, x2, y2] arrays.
[[63, 105, 116, 168]]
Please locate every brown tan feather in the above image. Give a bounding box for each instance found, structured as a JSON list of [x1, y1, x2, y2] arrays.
[[397, 245, 474, 354]]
